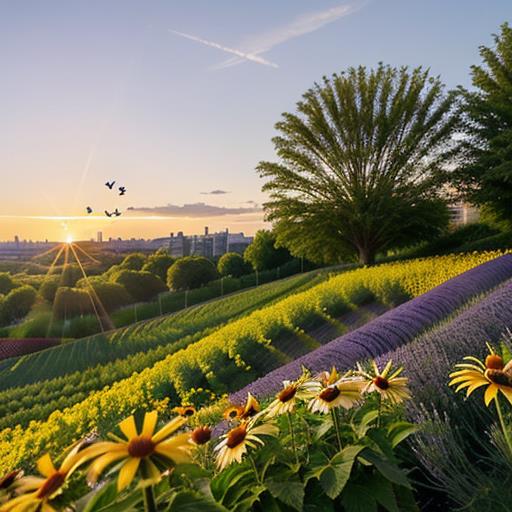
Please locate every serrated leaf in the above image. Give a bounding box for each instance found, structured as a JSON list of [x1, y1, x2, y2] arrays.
[[341, 482, 378, 512], [368, 473, 399, 512], [266, 475, 305, 511], [360, 449, 411, 489]]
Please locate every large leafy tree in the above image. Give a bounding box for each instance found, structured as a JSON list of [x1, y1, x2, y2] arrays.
[[453, 23, 512, 225], [258, 64, 457, 265]]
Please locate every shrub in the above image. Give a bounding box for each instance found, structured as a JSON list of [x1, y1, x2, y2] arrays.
[[119, 253, 147, 271], [60, 264, 82, 287], [0, 285, 37, 324], [53, 287, 93, 319], [0, 273, 16, 295], [217, 252, 251, 278], [167, 257, 218, 291], [142, 252, 175, 281], [39, 277, 60, 303], [112, 270, 167, 302], [76, 279, 132, 312], [243, 230, 292, 271]]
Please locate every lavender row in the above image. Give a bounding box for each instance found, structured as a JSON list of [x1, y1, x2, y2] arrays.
[[230, 254, 512, 402]]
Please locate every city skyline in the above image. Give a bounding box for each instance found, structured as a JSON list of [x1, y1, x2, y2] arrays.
[[1, 0, 509, 241]]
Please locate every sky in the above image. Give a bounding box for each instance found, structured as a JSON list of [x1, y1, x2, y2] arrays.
[[1, 0, 510, 242]]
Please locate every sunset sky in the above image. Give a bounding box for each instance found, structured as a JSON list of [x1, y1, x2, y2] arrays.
[[1, 0, 509, 242]]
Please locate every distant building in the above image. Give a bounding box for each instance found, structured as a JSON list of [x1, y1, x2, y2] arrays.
[[97, 231, 103, 243], [448, 202, 480, 226]]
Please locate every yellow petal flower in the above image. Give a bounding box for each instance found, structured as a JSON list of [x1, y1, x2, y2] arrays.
[[117, 458, 140, 491], [119, 416, 138, 440]]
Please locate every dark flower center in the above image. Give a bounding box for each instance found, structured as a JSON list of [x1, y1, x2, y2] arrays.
[[36, 472, 66, 499], [241, 406, 258, 419], [127, 435, 155, 458], [319, 386, 341, 403], [226, 425, 247, 449], [278, 385, 297, 403], [373, 376, 389, 390], [485, 355, 504, 370], [0, 470, 19, 490], [486, 369, 512, 388], [191, 426, 212, 445], [184, 408, 195, 417]]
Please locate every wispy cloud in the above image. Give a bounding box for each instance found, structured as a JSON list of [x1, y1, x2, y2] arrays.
[[169, 30, 279, 68], [169, 2, 360, 70], [200, 189, 230, 195], [214, 2, 360, 70], [127, 202, 262, 218]]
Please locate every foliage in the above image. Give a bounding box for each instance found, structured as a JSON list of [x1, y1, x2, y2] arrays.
[[453, 23, 512, 224], [0, 285, 37, 325], [53, 287, 93, 319], [217, 252, 251, 278], [120, 252, 147, 271], [60, 263, 82, 287], [0, 273, 16, 295], [112, 270, 167, 302], [142, 250, 175, 281], [258, 64, 457, 264], [0, 252, 508, 472], [167, 257, 219, 291], [76, 279, 132, 312], [243, 230, 292, 271], [38, 276, 60, 303]]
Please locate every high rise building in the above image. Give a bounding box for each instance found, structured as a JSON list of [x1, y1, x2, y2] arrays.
[[97, 231, 103, 243]]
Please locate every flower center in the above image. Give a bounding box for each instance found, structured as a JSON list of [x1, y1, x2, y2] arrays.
[[278, 385, 297, 403], [485, 354, 504, 370], [36, 472, 66, 499], [184, 408, 195, 417], [127, 435, 155, 458], [373, 376, 389, 390], [226, 425, 247, 449], [486, 369, 512, 388], [191, 426, 212, 445], [319, 386, 341, 402]]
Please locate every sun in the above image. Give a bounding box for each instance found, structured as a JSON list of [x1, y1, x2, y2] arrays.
[[65, 235, 74, 245]]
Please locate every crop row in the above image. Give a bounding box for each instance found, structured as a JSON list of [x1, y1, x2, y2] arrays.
[[0, 251, 508, 472], [229, 253, 512, 402], [0, 270, 326, 390]]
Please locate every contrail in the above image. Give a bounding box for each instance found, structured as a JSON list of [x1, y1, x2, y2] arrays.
[[169, 29, 279, 68]]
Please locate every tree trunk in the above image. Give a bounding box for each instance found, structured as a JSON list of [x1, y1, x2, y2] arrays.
[[357, 245, 376, 266]]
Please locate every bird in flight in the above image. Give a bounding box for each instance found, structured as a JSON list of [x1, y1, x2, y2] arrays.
[[105, 210, 113, 217], [86, 206, 93, 214], [119, 186, 126, 196], [105, 181, 116, 189], [113, 208, 122, 217]]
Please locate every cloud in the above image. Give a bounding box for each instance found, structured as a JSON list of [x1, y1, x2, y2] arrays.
[[200, 189, 230, 195], [169, 30, 279, 68], [127, 202, 262, 218], [213, 2, 360, 70]]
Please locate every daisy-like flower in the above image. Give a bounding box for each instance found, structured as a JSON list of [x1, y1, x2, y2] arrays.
[[173, 405, 196, 418], [449, 348, 512, 406], [266, 374, 321, 418], [75, 411, 192, 491], [357, 360, 411, 404], [223, 393, 261, 422], [214, 418, 278, 470], [190, 426, 212, 446], [0, 447, 84, 512], [316, 367, 341, 387], [309, 377, 364, 414]]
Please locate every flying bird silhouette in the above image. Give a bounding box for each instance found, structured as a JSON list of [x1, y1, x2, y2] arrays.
[[113, 208, 122, 217], [86, 207, 93, 214], [105, 181, 116, 189], [119, 186, 126, 196], [105, 210, 113, 217]]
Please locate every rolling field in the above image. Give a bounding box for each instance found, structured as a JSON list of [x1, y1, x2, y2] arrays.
[[0, 251, 510, 473]]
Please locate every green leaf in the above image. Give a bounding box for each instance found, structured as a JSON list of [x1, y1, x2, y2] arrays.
[[341, 482, 378, 512], [387, 422, 418, 448], [80, 482, 118, 512], [164, 490, 228, 512], [266, 473, 305, 511], [211, 465, 253, 501], [359, 449, 411, 489], [313, 417, 333, 440], [367, 474, 399, 512]]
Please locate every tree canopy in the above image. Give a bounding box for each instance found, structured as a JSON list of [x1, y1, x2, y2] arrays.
[[120, 253, 147, 271], [258, 64, 456, 264], [217, 252, 251, 278], [112, 270, 167, 302], [142, 251, 175, 282], [452, 23, 512, 225], [167, 257, 218, 291], [243, 230, 292, 271]]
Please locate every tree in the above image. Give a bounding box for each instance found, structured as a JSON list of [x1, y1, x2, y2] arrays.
[[0, 285, 37, 324], [243, 230, 292, 271], [0, 273, 16, 295], [258, 65, 456, 265], [60, 264, 82, 288], [120, 253, 147, 271], [452, 23, 512, 224], [112, 270, 167, 302], [39, 277, 60, 303], [142, 251, 175, 282], [167, 257, 218, 291], [76, 279, 133, 312], [217, 252, 251, 278], [53, 287, 93, 319]]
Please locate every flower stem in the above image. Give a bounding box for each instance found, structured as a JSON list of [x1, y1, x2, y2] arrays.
[[248, 455, 260, 485], [377, 393, 382, 428], [495, 396, 512, 458], [331, 408, 343, 452], [287, 412, 298, 464], [142, 485, 157, 512]]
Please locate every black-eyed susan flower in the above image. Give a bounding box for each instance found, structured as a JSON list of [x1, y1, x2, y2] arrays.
[[357, 360, 410, 404], [265, 374, 321, 418], [214, 419, 278, 470], [190, 426, 212, 446], [173, 405, 196, 418], [449, 349, 512, 406], [223, 393, 261, 422], [309, 377, 364, 414], [0, 447, 83, 512], [75, 411, 191, 491]]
